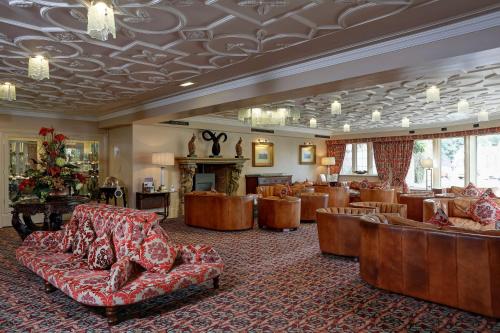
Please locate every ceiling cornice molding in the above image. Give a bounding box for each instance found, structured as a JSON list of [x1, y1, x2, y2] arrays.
[[0, 108, 96, 122], [98, 11, 500, 122]]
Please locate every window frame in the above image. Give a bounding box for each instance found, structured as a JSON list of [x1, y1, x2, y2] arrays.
[[340, 142, 377, 176]]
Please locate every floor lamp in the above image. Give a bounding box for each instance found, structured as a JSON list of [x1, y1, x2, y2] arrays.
[[321, 157, 336, 183], [421, 158, 433, 191], [152, 152, 175, 192]]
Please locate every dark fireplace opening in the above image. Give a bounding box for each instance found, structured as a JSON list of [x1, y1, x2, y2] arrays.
[[194, 173, 215, 191]]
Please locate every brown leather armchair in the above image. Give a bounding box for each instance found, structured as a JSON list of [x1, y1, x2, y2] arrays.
[[349, 201, 407, 218], [359, 188, 395, 203], [298, 192, 329, 221], [398, 193, 435, 221], [359, 214, 500, 318], [258, 196, 300, 231], [316, 207, 377, 257], [313, 186, 350, 207], [184, 192, 254, 231]]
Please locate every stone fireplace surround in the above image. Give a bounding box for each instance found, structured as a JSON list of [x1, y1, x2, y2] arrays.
[[176, 157, 249, 213]]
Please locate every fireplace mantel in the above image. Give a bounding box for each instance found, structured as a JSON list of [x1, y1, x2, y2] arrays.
[[176, 157, 249, 214]]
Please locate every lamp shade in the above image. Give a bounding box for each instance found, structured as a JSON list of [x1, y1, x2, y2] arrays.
[[152, 152, 174, 166], [321, 157, 336, 166], [420, 158, 433, 168]]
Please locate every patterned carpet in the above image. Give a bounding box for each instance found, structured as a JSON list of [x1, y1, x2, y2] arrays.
[[0, 218, 499, 332]]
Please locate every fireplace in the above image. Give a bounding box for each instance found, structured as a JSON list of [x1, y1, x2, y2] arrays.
[[194, 173, 215, 191], [176, 157, 249, 214]]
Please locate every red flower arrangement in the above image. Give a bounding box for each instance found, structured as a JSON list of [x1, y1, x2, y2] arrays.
[[16, 127, 86, 202]]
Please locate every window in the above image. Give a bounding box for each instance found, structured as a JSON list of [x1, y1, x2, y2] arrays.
[[341, 144, 352, 174], [355, 143, 368, 172], [440, 137, 465, 188], [406, 140, 433, 189], [340, 143, 376, 175], [476, 134, 500, 188]]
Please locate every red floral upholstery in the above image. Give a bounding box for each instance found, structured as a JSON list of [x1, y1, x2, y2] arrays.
[[482, 188, 497, 199], [427, 208, 452, 227], [88, 234, 115, 270], [137, 229, 177, 273], [463, 182, 482, 197], [16, 203, 224, 308], [467, 197, 500, 226], [73, 218, 96, 257]]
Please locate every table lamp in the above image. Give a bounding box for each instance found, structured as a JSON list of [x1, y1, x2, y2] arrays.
[[420, 157, 433, 191], [152, 152, 175, 192], [321, 157, 336, 182]]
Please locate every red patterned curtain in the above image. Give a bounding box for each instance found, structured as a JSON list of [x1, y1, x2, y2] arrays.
[[326, 143, 346, 174], [373, 140, 414, 186]]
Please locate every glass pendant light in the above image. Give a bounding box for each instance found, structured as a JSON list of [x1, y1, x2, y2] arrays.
[[457, 98, 469, 113], [426, 85, 440, 103], [87, 0, 116, 41], [0, 82, 16, 101], [343, 123, 350, 132], [331, 100, 341, 115], [402, 117, 410, 128], [478, 110, 489, 122], [28, 55, 49, 80], [309, 117, 317, 128], [371, 109, 381, 121]]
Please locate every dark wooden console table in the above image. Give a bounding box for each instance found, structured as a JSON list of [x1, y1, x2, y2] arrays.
[[11, 196, 90, 240], [136, 192, 172, 222]]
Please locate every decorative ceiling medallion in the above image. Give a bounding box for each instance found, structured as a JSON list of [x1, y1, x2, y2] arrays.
[[180, 29, 213, 41], [237, 0, 289, 16], [28, 56, 49, 80], [87, 0, 116, 41]]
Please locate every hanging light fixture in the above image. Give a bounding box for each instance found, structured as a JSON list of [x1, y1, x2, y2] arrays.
[[478, 110, 489, 122], [371, 109, 381, 122], [238, 108, 251, 122], [331, 100, 341, 115], [457, 98, 469, 113], [290, 108, 300, 121], [343, 123, 350, 132], [309, 117, 317, 128], [87, 0, 116, 41], [426, 85, 440, 103], [402, 117, 410, 128], [0, 82, 16, 101], [28, 55, 49, 81]]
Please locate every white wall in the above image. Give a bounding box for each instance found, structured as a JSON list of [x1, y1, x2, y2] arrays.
[[132, 124, 326, 217], [107, 126, 133, 207]]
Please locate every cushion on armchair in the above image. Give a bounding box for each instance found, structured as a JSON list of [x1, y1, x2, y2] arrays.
[[137, 228, 177, 273], [481, 188, 497, 199], [73, 218, 96, 258], [427, 208, 452, 228], [88, 234, 115, 270], [467, 196, 500, 226], [23, 230, 64, 251], [463, 182, 482, 197], [107, 255, 136, 293], [59, 216, 79, 252]]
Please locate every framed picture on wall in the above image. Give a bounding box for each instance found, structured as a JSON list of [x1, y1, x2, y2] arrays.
[[252, 142, 274, 167], [299, 144, 316, 165]]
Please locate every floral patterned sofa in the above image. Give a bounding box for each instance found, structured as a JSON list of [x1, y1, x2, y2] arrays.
[[15, 203, 224, 324]]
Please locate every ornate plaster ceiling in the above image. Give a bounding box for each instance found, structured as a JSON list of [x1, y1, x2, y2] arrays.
[[209, 63, 500, 132], [0, 0, 499, 117]]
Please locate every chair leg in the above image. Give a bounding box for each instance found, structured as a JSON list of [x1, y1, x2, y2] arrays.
[[213, 276, 220, 289], [106, 307, 118, 325], [44, 281, 56, 293]]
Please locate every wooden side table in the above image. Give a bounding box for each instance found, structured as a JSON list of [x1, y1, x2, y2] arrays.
[[136, 192, 172, 222]]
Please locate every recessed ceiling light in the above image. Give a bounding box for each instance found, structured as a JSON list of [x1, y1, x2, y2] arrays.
[[180, 81, 194, 87]]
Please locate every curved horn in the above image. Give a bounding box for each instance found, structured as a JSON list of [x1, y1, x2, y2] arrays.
[[202, 130, 215, 141], [217, 132, 227, 142]]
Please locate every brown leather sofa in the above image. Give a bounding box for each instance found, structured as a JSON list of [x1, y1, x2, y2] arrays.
[[184, 192, 254, 231], [423, 197, 500, 231], [349, 202, 407, 218], [313, 186, 350, 207], [298, 192, 329, 221], [316, 207, 377, 257], [359, 188, 395, 203], [258, 196, 300, 231], [359, 214, 500, 318]]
